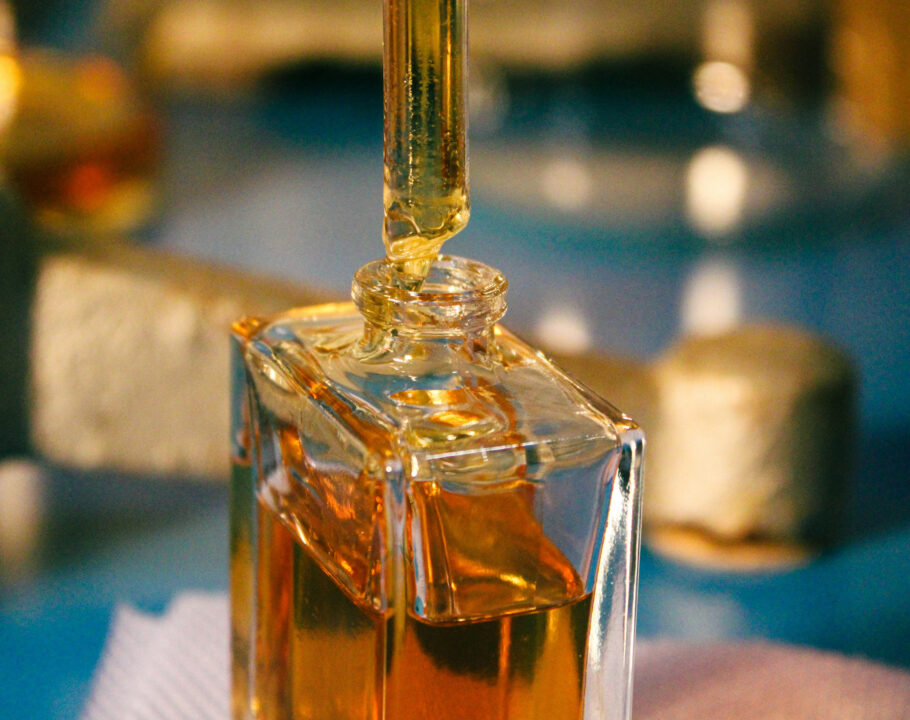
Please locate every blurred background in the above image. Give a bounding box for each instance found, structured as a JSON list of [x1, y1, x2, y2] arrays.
[[0, 0, 908, 717]]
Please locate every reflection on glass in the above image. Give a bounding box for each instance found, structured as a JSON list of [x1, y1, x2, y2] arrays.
[[535, 305, 592, 354], [693, 61, 750, 114], [0, 459, 44, 583], [696, 0, 754, 115], [0, 1, 19, 137], [541, 156, 591, 211], [680, 258, 742, 337], [685, 146, 749, 237]]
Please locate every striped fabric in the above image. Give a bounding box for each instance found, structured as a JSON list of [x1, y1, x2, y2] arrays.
[[81, 594, 228, 720]]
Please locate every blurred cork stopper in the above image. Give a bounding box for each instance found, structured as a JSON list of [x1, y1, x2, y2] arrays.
[[644, 326, 855, 569]]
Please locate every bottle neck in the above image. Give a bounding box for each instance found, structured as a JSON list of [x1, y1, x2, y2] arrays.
[[352, 256, 507, 348]]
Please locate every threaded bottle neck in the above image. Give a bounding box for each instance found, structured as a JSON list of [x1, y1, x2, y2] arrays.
[[352, 256, 507, 338]]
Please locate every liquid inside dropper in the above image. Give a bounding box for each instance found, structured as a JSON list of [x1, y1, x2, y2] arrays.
[[383, 0, 469, 288]]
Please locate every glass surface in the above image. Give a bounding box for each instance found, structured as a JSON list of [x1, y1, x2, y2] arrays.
[[231, 256, 643, 720]]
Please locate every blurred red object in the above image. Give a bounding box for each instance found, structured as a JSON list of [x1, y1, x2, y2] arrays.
[[5, 51, 160, 235]]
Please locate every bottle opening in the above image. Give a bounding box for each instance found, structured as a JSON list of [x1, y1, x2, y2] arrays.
[[353, 255, 507, 334]]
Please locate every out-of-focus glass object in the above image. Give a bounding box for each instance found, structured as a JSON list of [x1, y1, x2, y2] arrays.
[[830, 0, 910, 152], [0, 2, 20, 142], [0, 459, 45, 585], [684, 146, 749, 237], [680, 258, 742, 337], [693, 61, 750, 114], [540, 156, 593, 211], [4, 50, 158, 235], [535, 304, 593, 354], [692, 0, 753, 114]]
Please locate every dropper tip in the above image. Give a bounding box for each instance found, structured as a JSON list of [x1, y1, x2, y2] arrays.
[[391, 257, 435, 290]]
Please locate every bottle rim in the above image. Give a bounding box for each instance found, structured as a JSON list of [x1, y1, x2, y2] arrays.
[[352, 255, 507, 333]]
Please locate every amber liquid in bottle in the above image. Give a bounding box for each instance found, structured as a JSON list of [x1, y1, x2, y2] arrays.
[[232, 378, 596, 719], [248, 492, 590, 720]]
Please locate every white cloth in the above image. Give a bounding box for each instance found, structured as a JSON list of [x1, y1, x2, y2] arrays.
[[81, 593, 910, 720], [81, 594, 229, 720]]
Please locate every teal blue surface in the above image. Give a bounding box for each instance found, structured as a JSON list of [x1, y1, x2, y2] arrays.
[[0, 478, 228, 720]]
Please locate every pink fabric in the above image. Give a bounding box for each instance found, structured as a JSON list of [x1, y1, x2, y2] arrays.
[[82, 593, 910, 720], [634, 641, 910, 720]]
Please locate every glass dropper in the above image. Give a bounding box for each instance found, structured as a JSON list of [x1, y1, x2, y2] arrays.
[[382, 0, 470, 287]]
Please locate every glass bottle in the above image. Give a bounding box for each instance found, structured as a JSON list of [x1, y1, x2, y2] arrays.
[[230, 255, 643, 720]]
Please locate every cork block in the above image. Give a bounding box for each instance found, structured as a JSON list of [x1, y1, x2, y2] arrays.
[[644, 326, 855, 568], [27, 236, 330, 479]]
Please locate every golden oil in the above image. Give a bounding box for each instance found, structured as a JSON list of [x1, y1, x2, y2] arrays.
[[249, 494, 589, 720]]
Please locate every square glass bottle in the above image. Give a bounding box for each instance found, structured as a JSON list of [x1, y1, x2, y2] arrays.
[[230, 256, 643, 720]]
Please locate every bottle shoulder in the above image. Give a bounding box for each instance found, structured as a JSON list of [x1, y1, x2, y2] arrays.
[[238, 305, 627, 479]]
